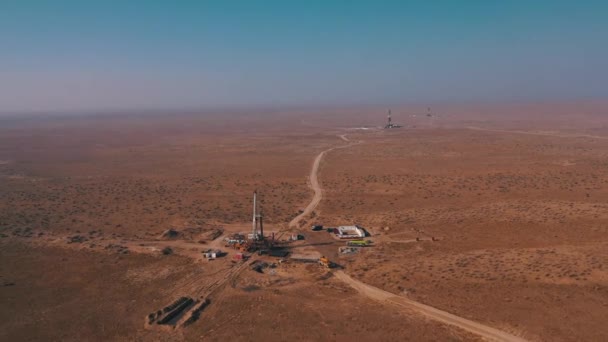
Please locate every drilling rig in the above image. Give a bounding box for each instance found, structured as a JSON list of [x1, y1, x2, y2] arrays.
[[384, 109, 402, 129], [251, 190, 264, 241]]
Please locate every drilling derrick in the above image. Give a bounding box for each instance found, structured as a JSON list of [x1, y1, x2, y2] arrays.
[[251, 191, 264, 241], [385, 109, 401, 128]]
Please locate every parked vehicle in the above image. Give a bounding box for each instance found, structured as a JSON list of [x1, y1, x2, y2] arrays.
[[347, 240, 372, 247], [311, 225, 323, 231]]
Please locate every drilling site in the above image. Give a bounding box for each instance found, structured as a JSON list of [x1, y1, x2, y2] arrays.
[[2, 105, 608, 341]]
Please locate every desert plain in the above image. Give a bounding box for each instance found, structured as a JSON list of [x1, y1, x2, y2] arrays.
[[1, 102, 608, 341]]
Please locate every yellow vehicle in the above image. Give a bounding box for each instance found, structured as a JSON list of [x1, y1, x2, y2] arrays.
[[319, 256, 333, 269], [347, 240, 370, 247]]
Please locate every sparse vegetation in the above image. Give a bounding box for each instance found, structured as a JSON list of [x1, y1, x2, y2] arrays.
[[1, 109, 608, 341]]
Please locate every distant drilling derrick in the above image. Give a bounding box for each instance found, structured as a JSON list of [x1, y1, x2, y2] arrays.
[[251, 191, 264, 241], [384, 109, 402, 129]]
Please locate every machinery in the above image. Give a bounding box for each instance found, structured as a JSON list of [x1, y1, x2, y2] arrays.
[[229, 241, 252, 252], [384, 109, 402, 129], [248, 190, 276, 251], [319, 256, 334, 269], [347, 240, 371, 247]]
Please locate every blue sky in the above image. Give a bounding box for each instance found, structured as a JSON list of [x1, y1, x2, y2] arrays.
[[0, 1, 606, 112]]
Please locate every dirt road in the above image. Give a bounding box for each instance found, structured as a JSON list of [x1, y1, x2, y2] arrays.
[[294, 134, 528, 342], [335, 271, 526, 342], [288, 137, 361, 228]]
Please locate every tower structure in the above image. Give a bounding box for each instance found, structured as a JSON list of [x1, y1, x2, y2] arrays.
[[385, 109, 401, 128], [251, 191, 264, 240]]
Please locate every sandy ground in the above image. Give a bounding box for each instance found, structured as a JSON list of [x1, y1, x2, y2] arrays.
[[0, 241, 480, 341], [318, 123, 608, 341], [293, 139, 523, 341], [1, 103, 608, 340]]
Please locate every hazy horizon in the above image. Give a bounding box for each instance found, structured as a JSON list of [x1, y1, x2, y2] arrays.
[[1, 1, 607, 112]]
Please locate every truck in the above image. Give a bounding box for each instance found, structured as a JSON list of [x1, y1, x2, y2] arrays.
[[347, 240, 371, 247]]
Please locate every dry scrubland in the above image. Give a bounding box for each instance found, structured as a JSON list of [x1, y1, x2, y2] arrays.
[[320, 113, 608, 340], [1, 242, 478, 341], [1, 103, 608, 341], [0, 113, 339, 238]]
